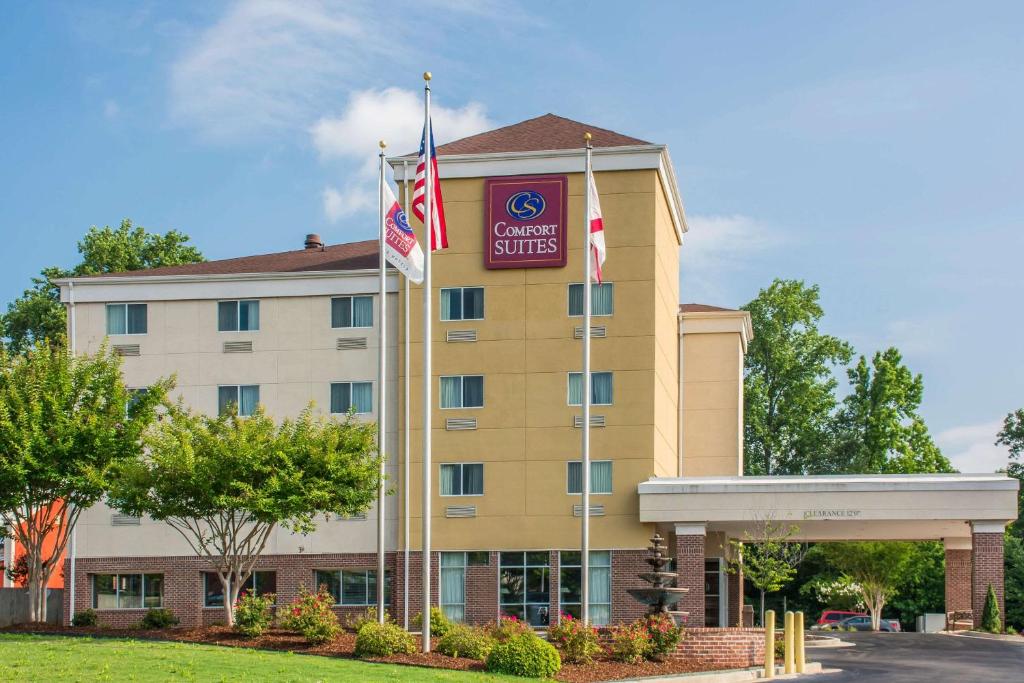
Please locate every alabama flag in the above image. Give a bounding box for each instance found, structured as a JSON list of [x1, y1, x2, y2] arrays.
[[588, 172, 606, 283], [384, 184, 424, 284]]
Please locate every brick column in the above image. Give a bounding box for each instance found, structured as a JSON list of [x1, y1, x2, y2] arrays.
[[943, 538, 972, 618], [674, 523, 706, 627], [727, 563, 743, 627], [971, 522, 1006, 630]]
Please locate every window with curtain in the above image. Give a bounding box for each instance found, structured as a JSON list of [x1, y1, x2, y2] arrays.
[[440, 552, 467, 622], [499, 552, 550, 626], [314, 569, 390, 606], [92, 573, 163, 609], [440, 375, 484, 409], [567, 372, 613, 405], [566, 460, 613, 494], [559, 551, 611, 625], [439, 463, 484, 496], [217, 300, 260, 331], [330, 382, 373, 414], [440, 287, 484, 321], [568, 283, 614, 317], [106, 303, 147, 335], [331, 296, 374, 328], [203, 571, 276, 607], [218, 385, 260, 416]]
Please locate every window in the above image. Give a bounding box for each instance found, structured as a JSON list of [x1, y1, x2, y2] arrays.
[[500, 552, 550, 626], [330, 382, 373, 414], [92, 573, 163, 609], [106, 303, 147, 335], [314, 569, 390, 606], [203, 571, 276, 607], [568, 283, 614, 317], [218, 300, 260, 332], [441, 287, 484, 321], [440, 463, 484, 496], [567, 372, 613, 406], [559, 551, 611, 625], [704, 558, 723, 627], [566, 461, 613, 494], [440, 375, 484, 409], [440, 552, 467, 622], [218, 385, 260, 416], [331, 296, 373, 328]]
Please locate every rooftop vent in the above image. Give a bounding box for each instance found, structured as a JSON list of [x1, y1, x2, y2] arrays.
[[305, 233, 324, 250]]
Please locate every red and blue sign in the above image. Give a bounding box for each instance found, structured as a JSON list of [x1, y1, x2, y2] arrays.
[[484, 175, 568, 270]]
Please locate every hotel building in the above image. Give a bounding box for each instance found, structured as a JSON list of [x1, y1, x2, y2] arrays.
[[58, 115, 1017, 630]]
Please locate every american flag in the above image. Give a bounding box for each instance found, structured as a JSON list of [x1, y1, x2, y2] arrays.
[[412, 119, 448, 251]]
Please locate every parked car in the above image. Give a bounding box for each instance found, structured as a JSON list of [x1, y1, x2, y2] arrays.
[[830, 615, 901, 632], [815, 610, 868, 628]]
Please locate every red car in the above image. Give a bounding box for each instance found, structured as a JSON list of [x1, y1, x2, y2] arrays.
[[817, 610, 867, 626]]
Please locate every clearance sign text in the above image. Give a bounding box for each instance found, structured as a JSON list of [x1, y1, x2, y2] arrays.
[[484, 175, 568, 269]]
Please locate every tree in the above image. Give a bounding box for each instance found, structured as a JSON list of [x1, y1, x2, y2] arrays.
[[1, 220, 204, 353], [828, 348, 953, 474], [741, 279, 852, 476], [108, 404, 381, 626], [729, 517, 807, 625], [982, 584, 1002, 633], [0, 343, 167, 621], [821, 541, 916, 631], [1004, 534, 1024, 631], [996, 409, 1024, 536]]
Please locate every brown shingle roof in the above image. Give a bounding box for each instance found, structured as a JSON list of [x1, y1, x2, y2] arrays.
[[432, 113, 651, 156], [80, 240, 379, 278], [679, 303, 738, 313]]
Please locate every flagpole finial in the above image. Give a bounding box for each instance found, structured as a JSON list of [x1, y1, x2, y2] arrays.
[[379, 140, 387, 150], [423, 71, 432, 81], [584, 132, 592, 142]]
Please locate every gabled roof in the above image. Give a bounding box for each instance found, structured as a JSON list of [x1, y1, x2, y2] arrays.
[[679, 303, 738, 314], [433, 114, 651, 156]]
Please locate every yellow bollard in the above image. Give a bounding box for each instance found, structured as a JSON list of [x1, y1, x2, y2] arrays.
[[795, 611, 806, 673], [784, 611, 795, 674], [764, 609, 776, 679]]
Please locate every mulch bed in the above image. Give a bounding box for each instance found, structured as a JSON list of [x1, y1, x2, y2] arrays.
[[0, 624, 729, 682]]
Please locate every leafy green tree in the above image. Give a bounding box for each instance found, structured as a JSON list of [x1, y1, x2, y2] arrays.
[[1, 220, 204, 353], [1004, 534, 1024, 630], [821, 541, 916, 630], [982, 584, 1002, 633], [828, 348, 952, 474], [996, 409, 1024, 536], [108, 404, 381, 625], [729, 517, 807, 625], [884, 541, 946, 629], [0, 343, 167, 621], [741, 279, 852, 475]]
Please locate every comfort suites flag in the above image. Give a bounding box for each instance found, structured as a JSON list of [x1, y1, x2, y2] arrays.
[[384, 183, 424, 283], [587, 172, 606, 283]]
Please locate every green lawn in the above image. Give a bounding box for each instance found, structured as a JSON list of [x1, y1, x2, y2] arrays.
[[0, 634, 517, 682]]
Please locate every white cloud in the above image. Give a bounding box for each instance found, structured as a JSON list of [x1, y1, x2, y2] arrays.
[[680, 214, 782, 304], [936, 420, 1011, 473], [103, 100, 120, 119], [322, 184, 375, 223]]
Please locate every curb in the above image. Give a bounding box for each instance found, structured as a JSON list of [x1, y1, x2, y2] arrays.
[[615, 661, 824, 682], [939, 630, 1024, 644]]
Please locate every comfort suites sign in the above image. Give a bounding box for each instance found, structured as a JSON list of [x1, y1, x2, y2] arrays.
[[484, 175, 568, 269]]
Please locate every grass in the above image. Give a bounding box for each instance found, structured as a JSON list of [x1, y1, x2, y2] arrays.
[[0, 633, 516, 682]]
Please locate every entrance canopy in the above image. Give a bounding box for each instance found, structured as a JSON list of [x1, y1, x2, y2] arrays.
[[638, 473, 1019, 542]]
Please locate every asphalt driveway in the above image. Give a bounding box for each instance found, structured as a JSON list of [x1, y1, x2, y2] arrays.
[[805, 632, 1024, 682]]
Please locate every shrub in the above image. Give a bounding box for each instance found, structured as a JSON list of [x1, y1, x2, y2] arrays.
[[234, 591, 275, 638], [278, 587, 340, 644], [486, 632, 561, 678], [982, 584, 1002, 633], [437, 623, 495, 660], [354, 621, 417, 658], [412, 606, 453, 638], [486, 615, 533, 643], [71, 609, 98, 627], [643, 614, 684, 660], [344, 606, 380, 633], [140, 608, 179, 629], [609, 621, 651, 664], [774, 638, 785, 660], [548, 614, 601, 664]]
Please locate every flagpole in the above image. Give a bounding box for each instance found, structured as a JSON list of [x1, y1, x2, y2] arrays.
[[402, 159, 412, 632], [421, 71, 434, 653], [376, 139, 388, 623], [581, 132, 593, 625]]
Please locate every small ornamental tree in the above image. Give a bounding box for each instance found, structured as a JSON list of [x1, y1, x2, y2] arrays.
[[0, 343, 167, 621], [981, 584, 1001, 633], [821, 541, 915, 631], [108, 403, 380, 625], [729, 517, 807, 625]]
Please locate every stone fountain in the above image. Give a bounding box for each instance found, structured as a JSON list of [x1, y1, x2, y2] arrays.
[[627, 533, 689, 620]]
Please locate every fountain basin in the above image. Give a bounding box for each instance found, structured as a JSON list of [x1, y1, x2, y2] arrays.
[[626, 587, 688, 608]]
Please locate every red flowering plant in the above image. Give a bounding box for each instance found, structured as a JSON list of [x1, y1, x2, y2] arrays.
[[548, 613, 602, 664], [277, 586, 340, 644], [609, 621, 652, 664], [233, 589, 275, 638], [486, 614, 533, 643], [642, 613, 684, 659]]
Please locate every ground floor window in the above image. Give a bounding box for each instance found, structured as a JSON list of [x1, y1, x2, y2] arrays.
[[92, 573, 163, 609], [704, 558, 724, 627], [440, 552, 466, 622], [500, 552, 550, 626], [559, 551, 611, 625], [203, 571, 277, 607], [314, 569, 390, 606]]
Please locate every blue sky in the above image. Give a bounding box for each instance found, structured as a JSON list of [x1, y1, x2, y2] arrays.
[[1, 1, 1021, 471]]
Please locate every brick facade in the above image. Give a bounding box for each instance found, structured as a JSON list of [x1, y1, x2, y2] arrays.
[[727, 565, 743, 627], [611, 549, 649, 624], [944, 547, 972, 615], [674, 533, 705, 627], [971, 531, 1005, 629], [673, 627, 765, 669]]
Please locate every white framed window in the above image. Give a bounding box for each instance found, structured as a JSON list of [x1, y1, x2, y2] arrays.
[[568, 283, 614, 317], [440, 375, 484, 409], [331, 296, 373, 328], [567, 372, 613, 406], [441, 287, 484, 321], [499, 552, 551, 626], [440, 552, 466, 622], [559, 551, 611, 625], [314, 569, 390, 606], [566, 460, 612, 495], [330, 382, 373, 414], [218, 300, 260, 332], [440, 463, 484, 496], [106, 303, 147, 335], [92, 573, 163, 609], [203, 571, 276, 607], [218, 385, 259, 416]]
